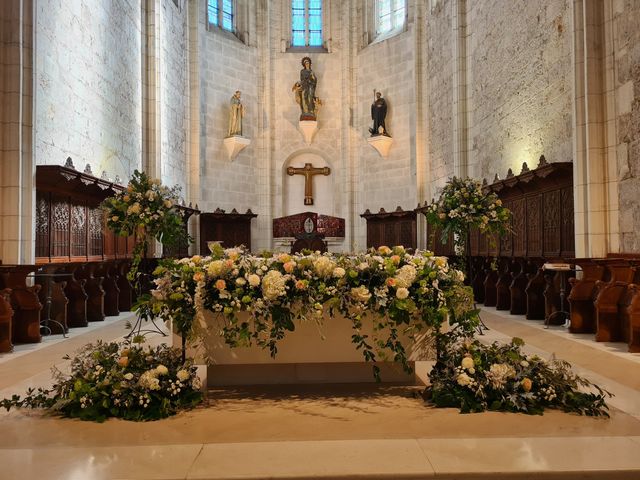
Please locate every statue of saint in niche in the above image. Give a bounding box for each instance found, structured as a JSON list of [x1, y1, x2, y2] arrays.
[[227, 90, 244, 137], [292, 56, 321, 120], [369, 90, 389, 136]]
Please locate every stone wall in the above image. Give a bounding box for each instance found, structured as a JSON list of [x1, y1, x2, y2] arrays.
[[425, 0, 454, 191], [197, 8, 259, 214], [614, 0, 640, 253], [465, 0, 573, 180], [34, 0, 143, 180], [160, 0, 189, 193]]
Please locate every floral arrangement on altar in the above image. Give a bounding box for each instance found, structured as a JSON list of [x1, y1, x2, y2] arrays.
[[1, 341, 203, 422], [146, 244, 479, 379], [423, 176, 511, 251], [427, 336, 612, 416], [102, 170, 191, 280]]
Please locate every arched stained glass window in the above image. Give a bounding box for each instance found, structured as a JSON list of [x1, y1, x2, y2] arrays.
[[207, 0, 234, 32], [376, 0, 405, 37], [291, 0, 323, 47]]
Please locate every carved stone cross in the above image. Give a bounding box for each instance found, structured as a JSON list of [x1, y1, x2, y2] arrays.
[[287, 162, 331, 205]]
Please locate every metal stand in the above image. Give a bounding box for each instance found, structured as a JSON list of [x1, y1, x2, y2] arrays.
[[124, 271, 167, 340]]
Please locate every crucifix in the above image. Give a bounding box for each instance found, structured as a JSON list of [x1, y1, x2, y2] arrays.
[[287, 162, 331, 205]]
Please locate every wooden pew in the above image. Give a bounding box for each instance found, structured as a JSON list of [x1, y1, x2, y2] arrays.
[[483, 269, 499, 307], [60, 264, 88, 328], [471, 257, 487, 304], [495, 258, 514, 310], [0, 266, 42, 344], [76, 263, 105, 322], [98, 261, 120, 317], [0, 288, 13, 352], [568, 260, 606, 333], [625, 282, 640, 352], [594, 261, 637, 342], [525, 260, 547, 320], [116, 260, 133, 312], [34, 265, 70, 335], [510, 258, 530, 315]]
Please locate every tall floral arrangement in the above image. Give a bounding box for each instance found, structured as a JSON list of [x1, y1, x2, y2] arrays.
[[423, 177, 511, 253], [147, 245, 479, 380], [102, 170, 191, 280]]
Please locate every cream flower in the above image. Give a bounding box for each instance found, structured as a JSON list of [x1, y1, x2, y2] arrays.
[[262, 270, 287, 300], [461, 356, 474, 370], [235, 277, 247, 286], [350, 286, 371, 303], [457, 373, 472, 386], [156, 365, 169, 376], [333, 267, 346, 278], [176, 369, 190, 382], [248, 274, 261, 287], [207, 260, 226, 277], [396, 287, 409, 299], [124, 373, 134, 381]]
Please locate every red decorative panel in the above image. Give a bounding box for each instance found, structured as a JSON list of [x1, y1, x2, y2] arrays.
[[543, 190, 561, 257], [526, 195, 542, 257]]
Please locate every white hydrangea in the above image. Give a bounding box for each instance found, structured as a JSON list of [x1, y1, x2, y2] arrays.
[[262, 270, 287, 300]]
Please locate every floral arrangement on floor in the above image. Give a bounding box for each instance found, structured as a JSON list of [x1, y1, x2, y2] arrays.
[[102, 169, 191, 280], [1, 341, 203, 422], [145, 244, 479, 380], [426, 336, 612, 416], [423, 176, 511, 251]]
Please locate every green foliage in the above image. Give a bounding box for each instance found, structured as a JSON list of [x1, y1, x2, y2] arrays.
[[1, 341, 203, 422], [423, 176, 511, 252], [101, 170, 192, 280], [427, 335, 612, 416]]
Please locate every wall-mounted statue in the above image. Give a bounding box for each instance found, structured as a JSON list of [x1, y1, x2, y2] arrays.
[[227, 90, 244, 137], [369, 90, 389, 136], [292, 56, 321, 121]]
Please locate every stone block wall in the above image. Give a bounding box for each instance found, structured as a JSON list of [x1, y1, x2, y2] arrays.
[[198, 12, 259, 214], [466, 0, 573, 181], [425, 0, 454, 192], [160, 0, 189, 193], [34, 0, 143, 180], [614, 0, 640, 252]]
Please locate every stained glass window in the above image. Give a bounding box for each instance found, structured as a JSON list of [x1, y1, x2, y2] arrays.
[[207, 0, 234, 32], [291, 0, 323, 47], [376, 0, 405, 37]]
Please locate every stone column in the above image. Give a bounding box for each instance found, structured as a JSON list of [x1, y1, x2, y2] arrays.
[[572, 0, 619, 257], [0, 0, 34, 264]]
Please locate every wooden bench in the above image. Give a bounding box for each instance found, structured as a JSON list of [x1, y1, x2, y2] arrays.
[[0, 288, 13, 352]]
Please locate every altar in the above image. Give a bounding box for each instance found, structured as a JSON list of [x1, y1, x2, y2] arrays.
[[185, 310, 433, 386]]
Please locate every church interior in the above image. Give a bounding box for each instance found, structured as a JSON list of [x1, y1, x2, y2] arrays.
[[1, 0, 640, 478]]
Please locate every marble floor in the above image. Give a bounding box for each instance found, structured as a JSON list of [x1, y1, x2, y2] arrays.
[[0, 309, 639, 479]]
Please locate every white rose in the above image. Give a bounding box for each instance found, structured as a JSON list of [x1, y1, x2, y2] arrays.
[[457, 373, 472, 386], [520, 360, 529, 368], [235, 277, 247, 286], [156, 365, 169, 376], [395, 287, 409, 299], [176, 369, 190, 382], [124, 373, 134, 380]]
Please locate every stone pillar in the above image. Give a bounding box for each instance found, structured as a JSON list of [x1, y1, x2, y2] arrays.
[[572, 0, 619, 257], [187, 0, 201, 255], [0, 0, 34, 264], [452, 0, 470, 179]]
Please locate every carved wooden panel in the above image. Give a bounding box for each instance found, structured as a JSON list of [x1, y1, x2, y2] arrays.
[[526, 195, 543, 257], [71, 203, 87, 257], [35, 192, 50, 258], [500, 201, 513, 256], [469, 228, 479, 256], [543, 190, 561, 257], [200, 213, 254, 252], [511, 198, 526, 257], [51, 195, 70, 258], [561, 186, 575, 257], [363, 211, 417, 250], [89, 208, 104, 257]]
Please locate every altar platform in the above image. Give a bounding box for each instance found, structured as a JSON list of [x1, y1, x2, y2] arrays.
[[0, 309, 639, 479]]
